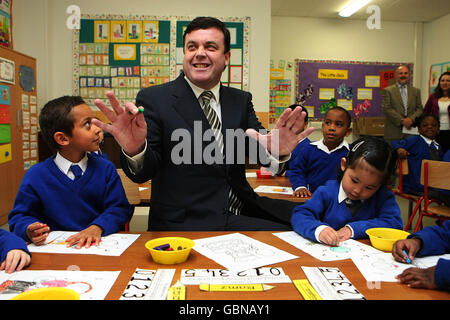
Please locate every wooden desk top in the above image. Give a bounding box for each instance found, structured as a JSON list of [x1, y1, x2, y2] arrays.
[[138, 170, 309, 204], [28, 231, 450, 300]]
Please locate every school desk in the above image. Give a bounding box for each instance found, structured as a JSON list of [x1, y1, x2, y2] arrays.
[[138, 170, 309, 204], [27, 231, 450, 300]]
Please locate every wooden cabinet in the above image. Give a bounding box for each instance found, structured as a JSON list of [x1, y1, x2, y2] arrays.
[[0, 48, 37, 225]]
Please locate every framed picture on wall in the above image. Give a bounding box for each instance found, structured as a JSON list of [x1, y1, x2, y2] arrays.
[[94, 21, 110, 42], [143, 21, 159, 42], [111, 20, 126, 42], [127, 21, 142, 42]]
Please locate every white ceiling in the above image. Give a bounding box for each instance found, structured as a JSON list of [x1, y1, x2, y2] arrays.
[[271, 0, 450, 22]]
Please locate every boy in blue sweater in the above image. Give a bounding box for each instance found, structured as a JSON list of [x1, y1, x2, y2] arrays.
[[0, 229, 31, 273], [391, 114, 450, 206], [8, 96, 132, 249], [286, 106, 351, 198], [393, 220, 450, 291], [291, 136, 403, 245]]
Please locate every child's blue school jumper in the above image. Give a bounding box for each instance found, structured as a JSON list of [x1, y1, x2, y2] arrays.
[[391, 135, 443, 194], [286, 139, 349, 192], [291, 180, 403, 242], [0, 229, 30, 263], [8, 154, 132, 242], [411, 220, 450, 290]]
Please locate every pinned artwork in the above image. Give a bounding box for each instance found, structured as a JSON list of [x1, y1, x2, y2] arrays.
[[19, 65, 36, 92]]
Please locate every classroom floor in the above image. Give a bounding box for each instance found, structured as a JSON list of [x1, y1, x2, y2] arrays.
[[0, 196, 438, 233]]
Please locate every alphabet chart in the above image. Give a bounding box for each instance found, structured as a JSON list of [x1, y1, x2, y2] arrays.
[[180, 267, 291, 285]]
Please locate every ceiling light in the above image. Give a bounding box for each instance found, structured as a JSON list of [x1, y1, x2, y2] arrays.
[[339, 0, 372, 17]]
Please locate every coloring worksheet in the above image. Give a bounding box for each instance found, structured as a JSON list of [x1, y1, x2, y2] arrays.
[[193, 233, 298, 272], [0, 270, 120, 300], [273, 231, 381, 261], [27, 231, 140, 256], [352, 251, 450, 282]]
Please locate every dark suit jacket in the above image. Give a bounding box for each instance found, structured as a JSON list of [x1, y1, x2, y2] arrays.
[[121, 74, 297, 230], [381, 84, 423, 141]]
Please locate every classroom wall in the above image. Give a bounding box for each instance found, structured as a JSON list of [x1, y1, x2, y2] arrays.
[[421, 13, 450, 101], [12, 0, 271, 113]]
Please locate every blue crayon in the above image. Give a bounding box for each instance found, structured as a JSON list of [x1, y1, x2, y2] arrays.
[[402, 250, 411, 264]]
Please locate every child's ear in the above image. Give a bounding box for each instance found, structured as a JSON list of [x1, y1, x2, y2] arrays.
[[340, 157, 347, 171], [53, 131, 70, 147], [345, 127, 352, 137]]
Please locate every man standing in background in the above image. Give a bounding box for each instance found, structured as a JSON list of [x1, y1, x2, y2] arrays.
[[382, 65, 423, 143]]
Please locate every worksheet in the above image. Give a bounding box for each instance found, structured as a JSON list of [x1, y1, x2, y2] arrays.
[[193, 233, 298, 272], [273, 231, 381, 261], [180, 267, 291, 285], [27, 231, 140, 256], [352, 251, 450, 282], [0, 270, 120, 300], [254, 185, 293, 195]]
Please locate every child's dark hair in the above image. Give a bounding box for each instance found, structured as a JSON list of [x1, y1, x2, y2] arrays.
[[413, 113, 440, 128], [39, 95, 86, 152], [288, 104, 308, 123], [337, 136, 398, 185], [326, 106, 351, 128]]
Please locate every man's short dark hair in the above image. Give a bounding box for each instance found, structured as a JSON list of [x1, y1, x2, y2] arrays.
[[183, 16, 231, 53], [39, 95, 85, 151]]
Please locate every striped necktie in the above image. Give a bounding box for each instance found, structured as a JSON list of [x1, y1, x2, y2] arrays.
[[200, 91, 244, 215], [429, 141, 440, 160]]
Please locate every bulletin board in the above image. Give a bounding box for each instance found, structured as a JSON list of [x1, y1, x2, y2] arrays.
[[428, 61, 450, 96], [73, 14, 250, 108], [295, 59, 414, 121]]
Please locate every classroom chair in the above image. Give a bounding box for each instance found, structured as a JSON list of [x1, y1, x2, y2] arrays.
[[412, 160, 450, 232], [117, 168, 141, 232], [391, 158, 423, 231]]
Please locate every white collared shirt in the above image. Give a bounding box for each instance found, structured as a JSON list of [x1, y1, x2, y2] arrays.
[[184, 76, 222, 121], [420, 134, 439, 149], [310, 138, 350, 154], [54, 152, 88, 180]]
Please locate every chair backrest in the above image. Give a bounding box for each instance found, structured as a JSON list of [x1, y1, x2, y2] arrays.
[[117, 168, 141, 205], [400, 159, 408, 175], [420, 160, 450, 190]]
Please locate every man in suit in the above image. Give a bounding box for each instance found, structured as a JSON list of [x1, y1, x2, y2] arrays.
[[93, 17, 313, 231], [382, 65, 423, 143]]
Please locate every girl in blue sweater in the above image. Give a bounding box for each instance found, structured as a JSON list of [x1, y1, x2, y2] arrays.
[[291, 136, 403, 246], [8, 96, 132, 249]]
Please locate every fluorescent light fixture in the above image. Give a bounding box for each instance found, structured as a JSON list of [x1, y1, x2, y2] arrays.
[[339, 0, 372, 17]]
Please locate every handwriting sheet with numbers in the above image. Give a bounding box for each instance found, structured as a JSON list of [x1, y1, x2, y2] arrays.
[[120, 268, 175, 300], [180, 267, 291, 285], [301, 266, 365, 300]]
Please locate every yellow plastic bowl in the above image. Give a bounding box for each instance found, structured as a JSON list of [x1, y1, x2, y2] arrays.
[[11, 287, 80, 300], [145, 237, 195, 265], [366, 228, 410, 251]]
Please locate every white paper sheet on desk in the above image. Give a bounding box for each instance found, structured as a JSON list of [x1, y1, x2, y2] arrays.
[[352, 251, 450, 282], [273, 231, 381, 261], [27, 231, 140, 256], [193, 233, 298, 272], [254, 185, 293, 195], [0, 270, 120, 300]]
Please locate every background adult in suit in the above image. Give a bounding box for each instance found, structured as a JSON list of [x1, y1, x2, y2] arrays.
[[382, 65, 423, 143], [93, 17, 313, 231]]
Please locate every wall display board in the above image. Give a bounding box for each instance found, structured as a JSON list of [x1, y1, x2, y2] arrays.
[[0, 0, 12, 49], [429, 61, 450, 96], [295, 59, 414, 121], [0, 47, 37, 224], [73, 15, 249, 109]]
